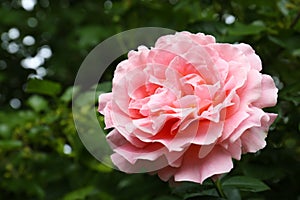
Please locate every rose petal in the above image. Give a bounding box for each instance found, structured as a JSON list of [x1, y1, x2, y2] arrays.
[[174, 145, 233, 183], [253, 75, 278, 108], [192, 120, 224, 145], [98, 93, 114, 129], [234, 43, 262, 71], [241, 113, 277, 153]]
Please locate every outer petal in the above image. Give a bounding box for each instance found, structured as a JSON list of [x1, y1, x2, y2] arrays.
[[241, 129, 266, 153], [253, 74, 278, 108], [237, 69, 263, 107], [234, 43, 262, 71], [157, 166, 177, 182], [241, 113, 277, 153], [111, 143, 184, 172], [111, 153, 170, 173], [174, 145, 233, 184], [229, 107, 267, 143], [98, 93, 114, 129]]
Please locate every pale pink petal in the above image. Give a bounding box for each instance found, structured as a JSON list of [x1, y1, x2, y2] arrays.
[[241, 129, 266, 153], [156, 35, 218, 84], [208, 43, 245, 62], [192, 120, 224, 145], [241, 112, 277, 153], [190, 32, 216, 45], [174, 145, 233, 183], [107, 126, 146, 149], [166, 119, 199, 151], [220, 111, 249, 141], [111, 143, 184, 172], [237, 69, 263, 106], [222, 139, 242, 160], [229, 107, 266, 142], [253, 74, 278, 108], [157, 166, 177, 182], [234, 43, 262, 71], [111, 153, 172, 173], [198, 143, 216, 158], [98, 93, 114, 129], [98, 93, 112, 114], [106, 129, 128, 149]]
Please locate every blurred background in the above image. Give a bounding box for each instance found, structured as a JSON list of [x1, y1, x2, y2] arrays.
[[0, 0, 300, 199]]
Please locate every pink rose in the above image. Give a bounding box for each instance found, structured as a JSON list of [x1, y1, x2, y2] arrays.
[[98, 31, 278, 184]]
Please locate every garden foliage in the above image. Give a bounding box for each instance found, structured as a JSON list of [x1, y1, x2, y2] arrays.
[[0, 0, 299, 199]]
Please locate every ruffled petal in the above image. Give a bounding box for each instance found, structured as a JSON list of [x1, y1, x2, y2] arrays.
[[174, 145, 233, 184]]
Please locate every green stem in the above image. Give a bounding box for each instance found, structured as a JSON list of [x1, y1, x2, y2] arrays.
[[211, 178, 227, 199]]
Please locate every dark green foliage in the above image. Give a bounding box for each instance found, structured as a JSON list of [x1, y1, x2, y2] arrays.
[[0, 0, 300, 199]]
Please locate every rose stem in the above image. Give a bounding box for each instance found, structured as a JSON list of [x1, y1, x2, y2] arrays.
[[211, 178, 227, 199]]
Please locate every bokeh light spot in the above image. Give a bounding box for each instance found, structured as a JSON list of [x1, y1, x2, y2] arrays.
[[7, 42, 19, 54], [10, 98, 21, 109], [8, 28, 20, 40], [23, 35, 35, 46], [21, 0, 37, 11], [27, 17, 38, 27], [63, 144, 72, 154], [38, 46, 52, 59]]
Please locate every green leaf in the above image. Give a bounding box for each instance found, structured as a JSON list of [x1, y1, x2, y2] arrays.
[[27, 95, 49, 112], [268, 36, 286, 48], [277, 0, 289, 16], [60, 86, 80, 103], [0, 140, 22, 150], [184, 191, 223, 200], [62, 186, 95, 200], [26, 79, 62, 97], [96, 82, 112, 93], [0, 124, 11, 139], [292, 49, 300, 57], [154, 195, 181, 200], [228, 22, 266, 36], [222, 176, 270, 192], [241, 163, 285, 180]]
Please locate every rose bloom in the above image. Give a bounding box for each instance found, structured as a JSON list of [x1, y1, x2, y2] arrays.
[[98, 32, 277, 184]]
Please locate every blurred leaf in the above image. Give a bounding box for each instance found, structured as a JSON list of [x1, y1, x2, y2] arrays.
[[277, 0, 289, 16], [241, 163, 284, 180], [268, 36, 286, 48], [154, 195, 181, 200], [281, 82, 300, 105], [26, 79, 62, 97], [185, 195, 225, 200], [292, 48, 300, 57], [96, 82, 112, 93], [228, 22, 266, 36], [222, 176, 270, 192], [62, 186, 95, 200], [0, 124, 10, 139], [0, 140, 22, 150], [60, 86, 80, 103], [86, 160, 113, 173], [183, 190, 221, 200], [27, 95, 49, 112], [76, 26, 110, 48], [223, 188, 241, 200]]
